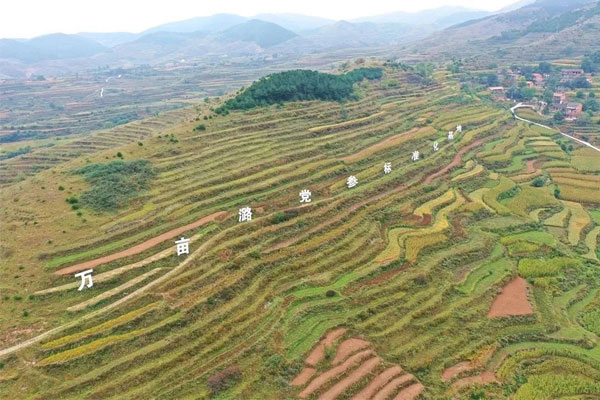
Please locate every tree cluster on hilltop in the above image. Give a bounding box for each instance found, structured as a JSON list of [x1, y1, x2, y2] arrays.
[[215, 68, 382, 114]]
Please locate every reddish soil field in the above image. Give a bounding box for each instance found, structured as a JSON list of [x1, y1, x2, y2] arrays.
[[451, 371, 497, 389], [305, 328, 347, 366], [373, 374, 415, 400], [488, 277, 534, 318], [292, 367, 316, 386], [55, 211, 229, 275], [318, 356, 381, 400], [442, 361, 472, 382], [352, 366, 403, 400], [526, 159, 537, 173], [295, 329, 424, 400], [299, 350, 375, 398], [393, 382, 424, 400], [332, 338, 370, 365]]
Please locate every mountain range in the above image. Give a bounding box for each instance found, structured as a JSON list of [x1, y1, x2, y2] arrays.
[[0, 0, 597, 78]]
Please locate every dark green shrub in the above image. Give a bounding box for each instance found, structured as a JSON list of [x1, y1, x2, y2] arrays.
[[74, 160, 156, 212]]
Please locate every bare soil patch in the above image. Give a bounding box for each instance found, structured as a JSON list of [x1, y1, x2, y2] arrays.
[[305, 328, 347, 366], [299, 349, 375, 398], [318, 356, 381, 400], [332, 338, 370, 365], [393, 382, 424, 400], [488, 277, 533, 318], [442, 361, 472, 382], [352, 366, 403, 400], [373, 374, 415, 400], [292, 367, 316, 386], [451, 371, 497, 390]]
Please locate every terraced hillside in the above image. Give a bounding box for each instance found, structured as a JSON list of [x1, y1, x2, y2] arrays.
[[0, 63, 599, 399]]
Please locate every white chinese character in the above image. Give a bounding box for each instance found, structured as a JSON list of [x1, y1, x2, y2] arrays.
[[448, 131, 454, 140], [239, 207, 252, 222], [175, 237, 190, 256], [384, 162, 392, 174], [433, 141, 439, 151], [456, 125, 462, 133], [411, 150, 420, 161], [299, 189, 312, 203], [347, 175, 358, 188], [75, 269, 94, 291]]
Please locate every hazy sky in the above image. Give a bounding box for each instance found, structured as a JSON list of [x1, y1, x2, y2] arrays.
[[3, 0, 520, 38]]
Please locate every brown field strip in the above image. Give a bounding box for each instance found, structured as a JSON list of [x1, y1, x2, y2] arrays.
[[424, 139, 483, 184], [55, 211, 229, 275]]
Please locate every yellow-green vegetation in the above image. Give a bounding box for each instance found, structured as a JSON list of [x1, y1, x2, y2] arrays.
[[518, 257, 581, 278], [1, 63, 599, 400], [413, 189, 455, 217]]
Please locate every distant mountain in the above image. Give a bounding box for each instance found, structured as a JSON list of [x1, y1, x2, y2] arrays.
[[352, 6, 490, 27], [252, 13, 334, 32], [0, 33, 107, 63], [408, 0, 600, 60], [498, 0, 536, 13], [218, 20, 297, 47], [141, 13, 247, 35], [77, 32, 138, 47]]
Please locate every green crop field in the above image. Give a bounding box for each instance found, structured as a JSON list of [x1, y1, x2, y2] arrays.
[[1, 61, 600, 400]]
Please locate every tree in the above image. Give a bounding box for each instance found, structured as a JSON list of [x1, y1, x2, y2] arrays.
[[554, 188, 561, 199], [584, 98, 599, 112], [553, 112, 565, 123], [538, 61, 552, 74], [581, 57, 597, 73], [532, 177, 544, 187], [519, 87, 536, 100], [415, 63, 434, 80]]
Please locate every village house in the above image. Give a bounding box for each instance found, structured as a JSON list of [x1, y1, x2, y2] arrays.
[[526, 81, 535, 88], [561, 68, 584, 80], [488, 86, 506, 100], [553, 92, 566, 105], [565, 102, 583, 120], [532, 73, 544, 88]]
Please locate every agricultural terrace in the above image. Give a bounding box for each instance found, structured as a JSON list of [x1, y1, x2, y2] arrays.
[[0, 62, 599, 399]]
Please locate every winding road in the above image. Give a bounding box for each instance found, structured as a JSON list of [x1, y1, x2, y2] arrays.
[[510, 103, 600, 153]]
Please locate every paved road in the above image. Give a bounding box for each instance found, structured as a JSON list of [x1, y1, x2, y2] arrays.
[[510, 103, 600, 153]]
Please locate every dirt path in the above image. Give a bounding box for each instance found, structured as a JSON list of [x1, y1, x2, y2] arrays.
[[352, 366, 403, 400], [55, 211, 229, 275], [488, 277, 533, 318], [424, 140, 483, 185], [318, 357, 381, 400], [511, 103, 600, 153]]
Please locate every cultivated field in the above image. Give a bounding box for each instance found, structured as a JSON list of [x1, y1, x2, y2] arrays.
[[0, 62, 599, 399]]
